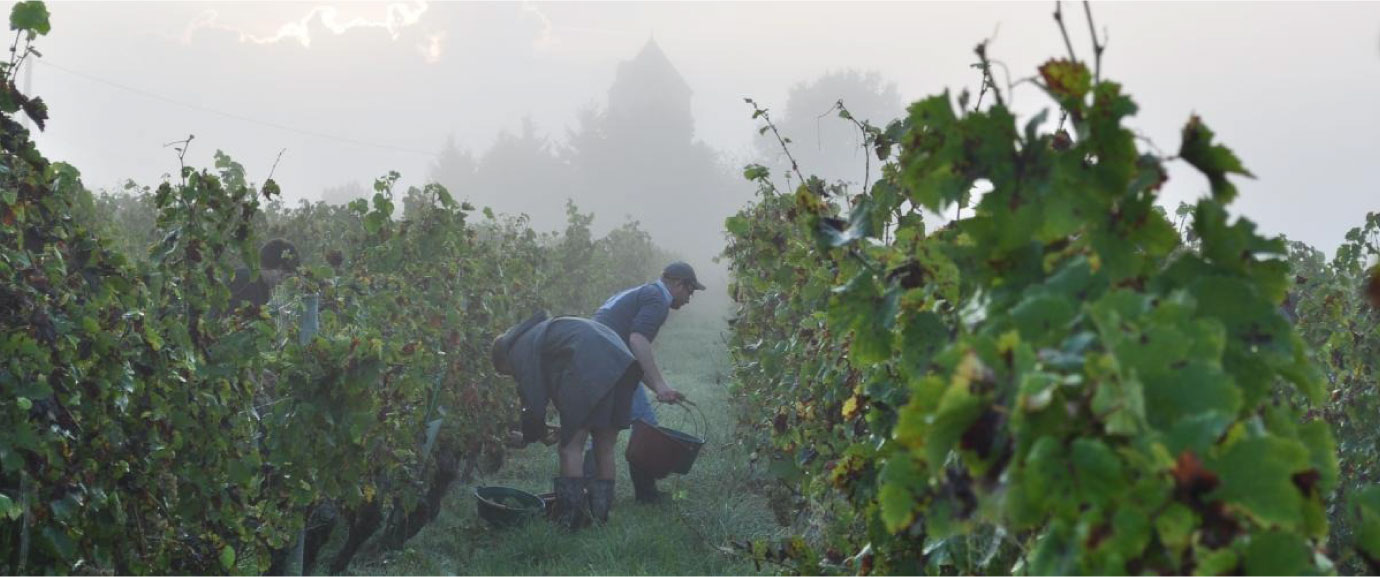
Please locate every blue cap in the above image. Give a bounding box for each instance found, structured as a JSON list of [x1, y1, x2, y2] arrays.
[[662, 262, 705, 291]]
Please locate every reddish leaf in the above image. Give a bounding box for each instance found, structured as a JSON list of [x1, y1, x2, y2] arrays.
[[1171, 450, 1220, 499], [1365, 263, 1380, 309], [1291, 469, 1321, 496], [1039, 59, 1092, 103]]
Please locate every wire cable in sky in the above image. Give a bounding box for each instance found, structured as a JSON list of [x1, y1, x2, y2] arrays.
[[33, 58, 437, 158]]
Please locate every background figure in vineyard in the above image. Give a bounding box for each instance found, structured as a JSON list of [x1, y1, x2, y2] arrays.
[[490, 311, 670, 528], [227, 238, 300, 309], [584, 262, 699, 503]]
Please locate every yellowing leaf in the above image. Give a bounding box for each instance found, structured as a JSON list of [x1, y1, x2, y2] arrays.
[[842, 396, 861, 420], [1038, 59, 1092, 103]]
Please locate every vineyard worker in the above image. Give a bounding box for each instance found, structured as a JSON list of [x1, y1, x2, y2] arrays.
[[586, 261, 700, 503], [227, 238, 300, 309], [490, 311, 682, 528]]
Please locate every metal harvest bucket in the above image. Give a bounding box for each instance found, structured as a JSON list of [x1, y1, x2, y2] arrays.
[[625, 402, 707, 478]]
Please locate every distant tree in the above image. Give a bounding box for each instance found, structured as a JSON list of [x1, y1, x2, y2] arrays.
[[73, 182, 160, 260], [470, 117, 572, 232], [428, 134, 477, 200], [320, 180, 369, 205], [753, 69, 903, 189], [563, 104, 606, 175]]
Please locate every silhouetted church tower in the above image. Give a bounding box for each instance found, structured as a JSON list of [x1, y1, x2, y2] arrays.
[[565, 36, 739, 269], [605, 38, 694, 145]]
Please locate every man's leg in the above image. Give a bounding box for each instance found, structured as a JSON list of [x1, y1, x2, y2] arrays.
[[587, 378, 656, 477], [554, 429, 591, 529], [626, 386, 664, 503], [559, 429, 590, 477], [582, 441, 597, 479], [588, 428, 619, 523], [590, 381, 658, 477], [592, 428, 619, 480]]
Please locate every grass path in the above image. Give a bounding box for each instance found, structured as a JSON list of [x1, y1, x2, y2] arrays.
[[345, 310, 784, 575]]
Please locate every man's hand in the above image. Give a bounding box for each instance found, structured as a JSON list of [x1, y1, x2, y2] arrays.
[[656, 387, 685, 404], [508, 425, 559, 447]]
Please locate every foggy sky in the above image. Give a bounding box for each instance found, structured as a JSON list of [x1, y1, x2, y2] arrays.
[[21, 1, 1380, 257]]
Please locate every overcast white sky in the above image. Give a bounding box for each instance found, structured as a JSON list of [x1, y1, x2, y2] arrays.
[[19, 1, 1380, 253]]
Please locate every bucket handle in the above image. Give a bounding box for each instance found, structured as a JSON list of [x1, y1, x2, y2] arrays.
[[653, 399, 710, 443]]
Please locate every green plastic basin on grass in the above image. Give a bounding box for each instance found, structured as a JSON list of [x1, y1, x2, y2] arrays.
[[474, 486, 545, 528]]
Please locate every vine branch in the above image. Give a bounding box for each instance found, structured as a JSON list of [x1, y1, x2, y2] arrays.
[[834, 100, 873, 196], [266, 147, 286, 183], [1053, 1, 1079, 64], [974, 42, 1006, 110], [164, 134, 195, 186], [973, 66, 991, 112], [7, 31, 22, 80], [990, 59, 1018, 107], [1082, 1, 1106, 84], [1132, 129, 1169, 159], [746, 98, 807, 192]]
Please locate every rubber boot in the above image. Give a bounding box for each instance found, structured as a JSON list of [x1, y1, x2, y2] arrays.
[[552, 477, 590, 530], [588, 479, 615, 523], [629, 464, 664, 504]]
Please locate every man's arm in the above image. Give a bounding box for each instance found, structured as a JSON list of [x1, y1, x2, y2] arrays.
[[629, 332, 682, 402]]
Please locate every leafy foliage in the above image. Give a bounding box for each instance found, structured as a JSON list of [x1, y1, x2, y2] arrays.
[[724, 35, 1371, 575], [0, 6, 669, 573], [1288, 211, 1380, 574]]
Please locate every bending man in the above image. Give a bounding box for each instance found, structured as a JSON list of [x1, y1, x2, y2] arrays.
[[490, 311, 682, 528], [588, 261, 701, 503]]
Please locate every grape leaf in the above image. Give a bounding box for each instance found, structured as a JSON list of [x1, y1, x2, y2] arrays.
[[1209, 436, 1310, 529], [1179, 115, 1253, 204]]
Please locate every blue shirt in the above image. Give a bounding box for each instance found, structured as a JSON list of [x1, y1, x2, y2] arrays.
[[592, 280, 672, 344]]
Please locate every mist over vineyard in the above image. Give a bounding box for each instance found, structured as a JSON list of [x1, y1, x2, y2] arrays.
[[3, 1, 1380, 575]]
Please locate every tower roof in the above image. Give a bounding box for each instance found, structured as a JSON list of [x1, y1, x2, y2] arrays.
[[614, 37, 691, 97]]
